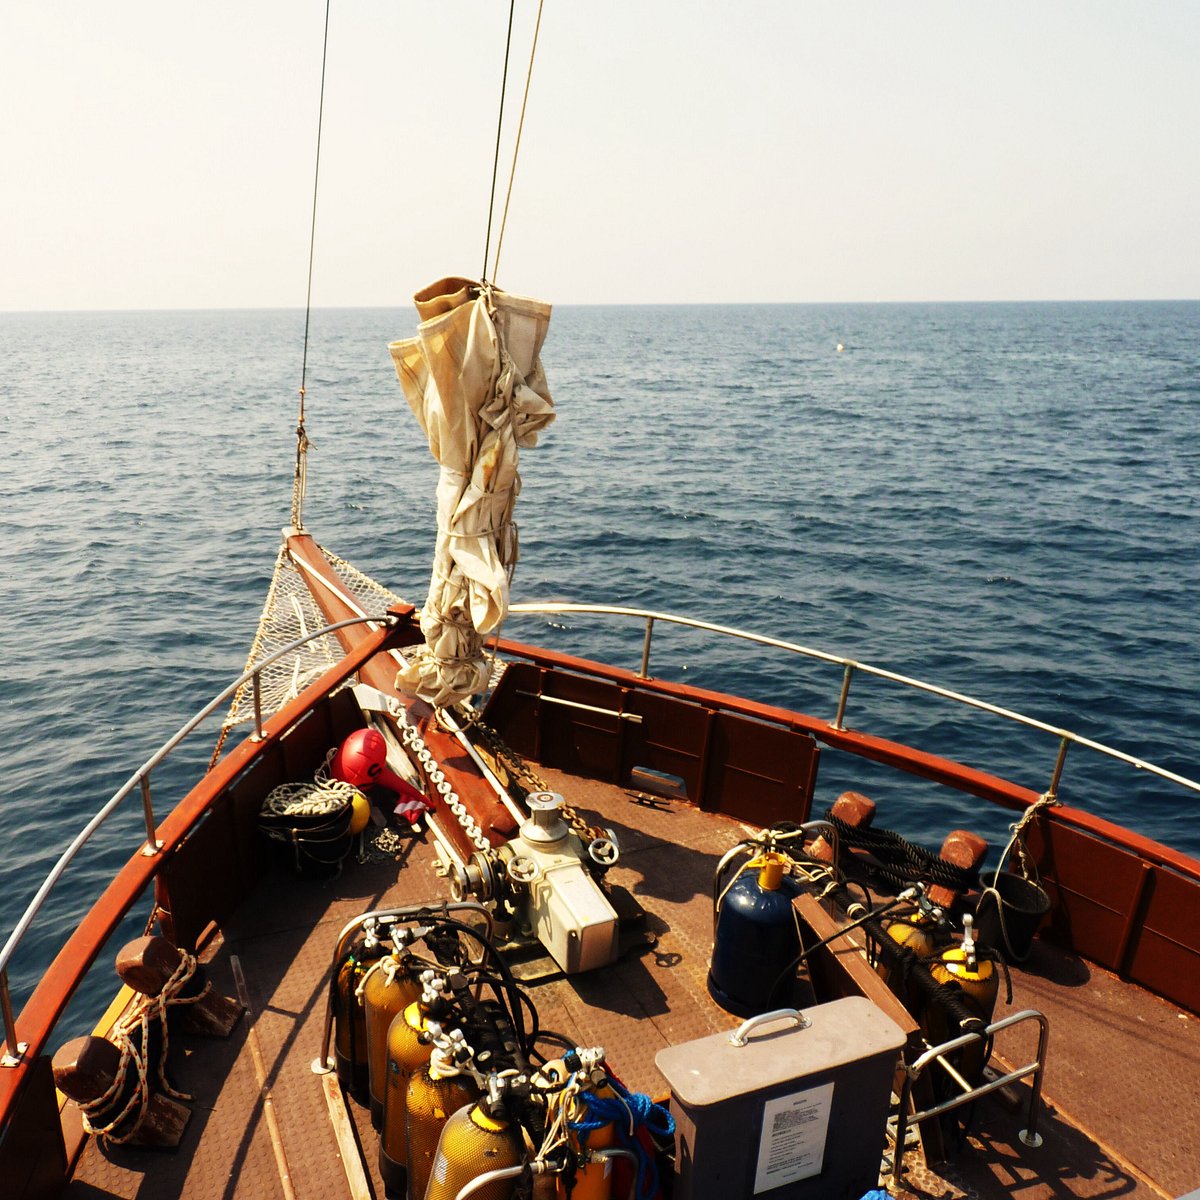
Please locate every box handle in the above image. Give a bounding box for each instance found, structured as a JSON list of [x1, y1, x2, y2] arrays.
[[728, 1008, 810, 1047]]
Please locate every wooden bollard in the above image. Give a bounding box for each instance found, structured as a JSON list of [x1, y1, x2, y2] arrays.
[[808, 790, 877, 863], [927, 829, 990, 911], [116, 936, 244, 1037], [52, 1035, 190, 1148]]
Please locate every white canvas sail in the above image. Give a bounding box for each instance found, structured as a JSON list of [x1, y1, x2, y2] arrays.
[[389, 276, 555, 707]]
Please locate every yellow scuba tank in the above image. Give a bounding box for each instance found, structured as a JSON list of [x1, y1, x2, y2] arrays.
[[334, 928, 386, 1105], [405, 1030, 481, 1200], [923, 915, 1000, 1087], [557, 1069, 617, 1200], [880, 908, 939, 961], [380, 974, 447, 1197], [423, 1081, 524, 1200], [877, 899, 942, 1016], [363, 953, 423, 1128]]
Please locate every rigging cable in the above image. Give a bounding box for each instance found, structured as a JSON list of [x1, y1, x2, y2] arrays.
[[292, 0, 333, 531], [491, 0, 545, 284], [481, 0, 518, 286]]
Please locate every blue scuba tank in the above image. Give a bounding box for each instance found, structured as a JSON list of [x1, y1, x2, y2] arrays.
[[707, 852, 803, 1017]]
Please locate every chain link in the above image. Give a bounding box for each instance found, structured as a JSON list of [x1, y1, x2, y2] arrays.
[[464, 716, 607, 845], [390, 704, 493, 853]]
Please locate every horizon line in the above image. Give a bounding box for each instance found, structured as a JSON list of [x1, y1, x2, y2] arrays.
[[3, 296, 1199, 317]]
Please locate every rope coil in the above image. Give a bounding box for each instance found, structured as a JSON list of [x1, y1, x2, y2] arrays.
[[821, 809, 982, 893], [566, 1075, 675, 1200], [261, 774, 357, 819], [81, 951, 202, 1145]]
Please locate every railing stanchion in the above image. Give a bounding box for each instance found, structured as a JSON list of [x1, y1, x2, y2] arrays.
[[639, 617, 655, 678], [1, 968, 27, 1067], [140, 774, 162, 856], [1047, 735, 1071, 801], [834, 663, 855, 730]]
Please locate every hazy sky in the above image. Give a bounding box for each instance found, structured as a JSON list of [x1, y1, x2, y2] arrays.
[[4, 1, 1198, 310]]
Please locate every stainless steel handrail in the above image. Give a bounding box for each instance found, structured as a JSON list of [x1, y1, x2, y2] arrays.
[[0, 614, 392, 1032], [507, 602, 1200, 800], [890, 1009, 1050, 1177]]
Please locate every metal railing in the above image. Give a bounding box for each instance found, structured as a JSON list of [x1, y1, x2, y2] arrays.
[[0, 614, 392, 1067], [891, 1009, 1050, 1178], [507, 602, 1200, 803]]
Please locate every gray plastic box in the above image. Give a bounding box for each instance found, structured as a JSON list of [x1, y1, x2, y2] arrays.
[[655, 997, 905, 1200]]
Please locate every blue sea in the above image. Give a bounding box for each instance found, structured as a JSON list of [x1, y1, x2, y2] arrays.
[[2, 300, 1198, 1026]]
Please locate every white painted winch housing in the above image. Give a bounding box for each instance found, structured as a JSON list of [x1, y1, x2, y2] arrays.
[[506, 791, 620, 973]]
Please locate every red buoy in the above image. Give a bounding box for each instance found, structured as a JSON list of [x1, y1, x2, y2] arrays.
[[332, 729, 429, 817]]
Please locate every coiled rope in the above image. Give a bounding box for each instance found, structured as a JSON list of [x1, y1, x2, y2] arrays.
[[261, 775, 357, 819], [822, 809, 981, 893], [568, 1075, 675, 1200], [80, 951, 208, 1145], [259, 760, 358, 873]]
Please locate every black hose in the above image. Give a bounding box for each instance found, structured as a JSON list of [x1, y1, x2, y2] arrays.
[[415, 910, 533, 1057]]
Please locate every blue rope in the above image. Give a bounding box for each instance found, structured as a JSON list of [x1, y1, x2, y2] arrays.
[[568, 1076, 675, 1200]]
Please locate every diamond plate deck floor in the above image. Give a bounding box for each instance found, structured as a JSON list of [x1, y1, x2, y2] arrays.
[[64, 764, 1200, 1199]]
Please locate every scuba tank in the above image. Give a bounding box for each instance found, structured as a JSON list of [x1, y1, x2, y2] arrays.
[[380, 972, 448, 1197], [423, 1077, 524, 1200], [556, 1060, 617, 1200], [363, 951, 423, 1128], [922, 915, 1000, 1088], [333, 926, 386, 1105], [405, 1030, 481, 1200], [708, 852, 804, 1017], [876, 894, 943, 1017]]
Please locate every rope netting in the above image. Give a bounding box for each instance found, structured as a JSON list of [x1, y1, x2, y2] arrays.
[[215, 543, 404, 743]]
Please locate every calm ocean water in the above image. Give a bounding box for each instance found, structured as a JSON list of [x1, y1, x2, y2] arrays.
[[1, 300, 1198, 1021]]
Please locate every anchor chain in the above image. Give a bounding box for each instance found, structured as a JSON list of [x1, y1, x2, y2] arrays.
[[460, 715, 607, 846], [389, 703, 493, 854]]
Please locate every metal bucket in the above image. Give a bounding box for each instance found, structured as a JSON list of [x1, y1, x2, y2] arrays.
[[975, 872, 1051, 963]]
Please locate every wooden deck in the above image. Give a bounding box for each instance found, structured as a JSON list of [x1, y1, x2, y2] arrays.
[[64, 764, 1200, 1200]]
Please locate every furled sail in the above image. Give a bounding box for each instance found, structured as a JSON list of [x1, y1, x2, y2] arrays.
[[389, 277, 555, 707]]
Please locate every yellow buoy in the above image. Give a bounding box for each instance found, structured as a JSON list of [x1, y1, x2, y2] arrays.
[[348, 790, 371, 835]]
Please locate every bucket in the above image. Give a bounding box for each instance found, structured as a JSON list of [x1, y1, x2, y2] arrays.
[[975, 872, 1051, 963]]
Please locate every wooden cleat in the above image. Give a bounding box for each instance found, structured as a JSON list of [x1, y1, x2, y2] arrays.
[[927, 829, 989, 910], [116, 935, 244, 1038], [52, 1034, 191, 1149], [808, 790, 876, 863]]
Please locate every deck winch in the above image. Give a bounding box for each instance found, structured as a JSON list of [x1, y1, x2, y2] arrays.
[[449, 791, 621, 974]]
